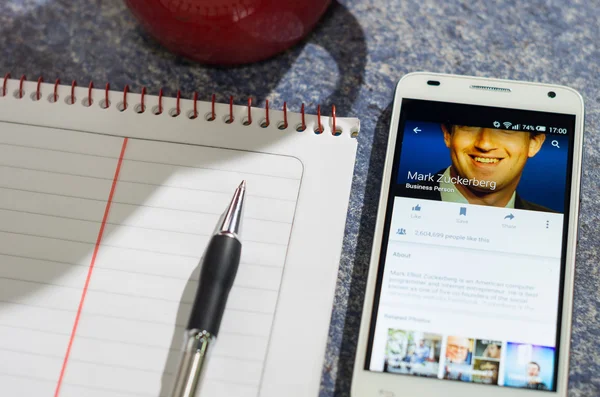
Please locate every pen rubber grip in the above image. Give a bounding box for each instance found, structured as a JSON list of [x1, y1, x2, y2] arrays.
[[188, 235, 241, 336]]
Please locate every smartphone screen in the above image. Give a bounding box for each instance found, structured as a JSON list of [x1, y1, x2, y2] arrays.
[[364, 99, 576, 392]]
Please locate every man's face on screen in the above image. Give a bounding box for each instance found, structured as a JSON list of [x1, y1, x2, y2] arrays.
[[443, 126, 545, 194], [446, 336, 470, 363], [527, 363, 540, 377]]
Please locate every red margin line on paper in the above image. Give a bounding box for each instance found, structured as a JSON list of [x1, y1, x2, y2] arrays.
[[54, 137, 129, 397]]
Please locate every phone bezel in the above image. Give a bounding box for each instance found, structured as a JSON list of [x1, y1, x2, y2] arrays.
[[351, 72, 584, 397]]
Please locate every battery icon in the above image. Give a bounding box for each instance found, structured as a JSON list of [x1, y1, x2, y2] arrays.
[[536, 126, 547, 132]]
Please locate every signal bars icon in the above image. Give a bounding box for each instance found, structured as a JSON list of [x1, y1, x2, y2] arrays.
[[493, 121, 522, 130]]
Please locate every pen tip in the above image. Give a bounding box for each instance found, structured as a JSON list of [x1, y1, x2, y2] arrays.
[[239, 180, 246, 189]]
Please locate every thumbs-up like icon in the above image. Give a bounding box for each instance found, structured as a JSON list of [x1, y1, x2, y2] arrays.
[[412, 204, 421, 211]]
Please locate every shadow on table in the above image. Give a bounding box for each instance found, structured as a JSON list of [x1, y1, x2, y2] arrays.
[[333, 103, 393, 397], [199, 0, 367, 117], [0, 0, 366, 118]]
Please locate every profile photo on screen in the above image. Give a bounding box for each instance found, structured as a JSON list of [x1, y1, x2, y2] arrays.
[[397, 122, 569, 213], [504, 342, 555, 391], [444, 336, 474, 382]]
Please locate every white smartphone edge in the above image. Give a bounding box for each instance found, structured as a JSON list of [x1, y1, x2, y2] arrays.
[[351, 72, 585, 397]]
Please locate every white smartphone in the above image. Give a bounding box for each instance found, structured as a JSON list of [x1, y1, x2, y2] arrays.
[[351, 72, 584, 397]]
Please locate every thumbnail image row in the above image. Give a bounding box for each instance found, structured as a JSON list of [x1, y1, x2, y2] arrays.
[[384, 328, 555, 391]]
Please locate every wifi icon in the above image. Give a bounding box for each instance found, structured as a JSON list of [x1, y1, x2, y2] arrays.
[[503, 122, 512, 129]]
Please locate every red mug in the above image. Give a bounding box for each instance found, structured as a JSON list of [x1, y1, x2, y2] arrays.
[[124, 0, 332, 65]]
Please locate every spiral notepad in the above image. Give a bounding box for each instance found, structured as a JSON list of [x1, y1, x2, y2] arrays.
[[0, 76, 359, 397]]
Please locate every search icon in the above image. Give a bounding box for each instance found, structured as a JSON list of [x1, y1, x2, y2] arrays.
[[552, 140, 560, 149]]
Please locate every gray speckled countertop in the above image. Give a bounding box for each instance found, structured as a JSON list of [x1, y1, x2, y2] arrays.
[[1, 0, 599, 395]]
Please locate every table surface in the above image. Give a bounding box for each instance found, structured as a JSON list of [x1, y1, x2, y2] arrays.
[[1, 0, 598, 396]]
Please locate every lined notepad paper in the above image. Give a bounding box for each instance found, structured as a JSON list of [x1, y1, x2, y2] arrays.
[[0, 123, 301, 397], [0, 78, 359, 397]]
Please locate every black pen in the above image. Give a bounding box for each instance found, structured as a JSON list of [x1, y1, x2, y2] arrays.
[[170, 180, 246, 397]]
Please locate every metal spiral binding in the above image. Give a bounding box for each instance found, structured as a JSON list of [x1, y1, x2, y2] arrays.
[[1, 74, 348, 136]]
